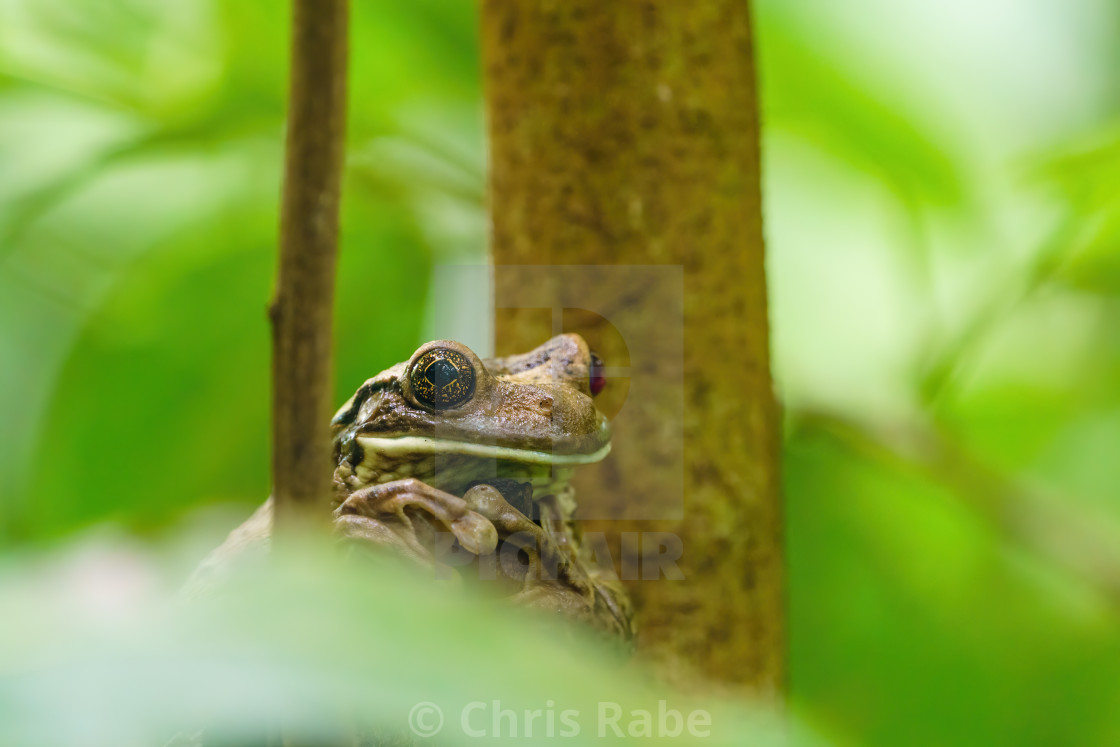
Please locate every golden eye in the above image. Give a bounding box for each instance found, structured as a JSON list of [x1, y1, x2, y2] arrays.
[[410, 348, 476, 410]]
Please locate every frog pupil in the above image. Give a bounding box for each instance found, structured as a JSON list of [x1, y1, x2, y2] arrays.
[[425, 359, 459, 387]]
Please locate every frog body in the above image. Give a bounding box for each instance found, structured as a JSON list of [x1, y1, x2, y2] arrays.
[[194, 334, 633, 641]]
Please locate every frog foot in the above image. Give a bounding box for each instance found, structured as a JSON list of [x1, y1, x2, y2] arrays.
[[460, 483, 626, 634], [461, 484, 634, 640], [460, 483, 576, 586], [334, 478, 498, 569]]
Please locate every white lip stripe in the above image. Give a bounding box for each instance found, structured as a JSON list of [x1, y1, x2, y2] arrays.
[[354, 436, 611, 466]]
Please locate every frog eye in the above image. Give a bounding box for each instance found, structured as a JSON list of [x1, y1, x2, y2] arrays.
[[589, 351, 606, 396], [409, 348, 476, 410]]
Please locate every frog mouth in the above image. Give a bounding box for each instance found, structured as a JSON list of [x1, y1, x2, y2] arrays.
[[353, 435, 611, 466]]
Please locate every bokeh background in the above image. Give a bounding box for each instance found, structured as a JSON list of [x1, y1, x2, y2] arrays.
[[2, 0, 1120, 744]]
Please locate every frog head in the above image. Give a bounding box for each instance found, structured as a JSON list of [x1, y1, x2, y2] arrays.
[[330, 334, 610, 498]]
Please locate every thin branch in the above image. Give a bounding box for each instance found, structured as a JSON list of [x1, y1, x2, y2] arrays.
[[270, 0, 349, 534]]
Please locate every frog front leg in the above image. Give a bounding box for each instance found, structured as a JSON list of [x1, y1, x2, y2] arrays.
[[536, 493, 635, 641], [334, 478, 497, 570], [461, 484, 633, 640], [459, 483, 575, 584]]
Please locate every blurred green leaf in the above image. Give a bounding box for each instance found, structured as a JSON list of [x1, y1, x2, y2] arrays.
[[0, 534, 797, 746], [1035, 125, 1120, 294], [757, 1, 965, 209], [3, 1, 1120, 746]]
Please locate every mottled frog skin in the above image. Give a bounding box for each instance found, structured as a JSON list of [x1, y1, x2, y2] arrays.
[[194, 334, 633, 641]]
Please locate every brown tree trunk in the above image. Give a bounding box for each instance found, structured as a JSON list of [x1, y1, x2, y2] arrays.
[[270, 0, 349, 534], [481, 1, 784, 696]]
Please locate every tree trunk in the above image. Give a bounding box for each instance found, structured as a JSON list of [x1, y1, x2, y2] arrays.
[[270, 0, 349, 534], [480, 1, 784, 696]]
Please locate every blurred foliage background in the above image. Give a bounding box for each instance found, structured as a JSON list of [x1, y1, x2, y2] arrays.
[[2, 0, 1120, 744]]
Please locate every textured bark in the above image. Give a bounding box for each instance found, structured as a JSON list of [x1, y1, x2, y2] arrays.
[[481, 1, 784, 695], [270, 0, 349, 534]]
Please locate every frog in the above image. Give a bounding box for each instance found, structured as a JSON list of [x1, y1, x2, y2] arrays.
[[191, 334, 633, 641]]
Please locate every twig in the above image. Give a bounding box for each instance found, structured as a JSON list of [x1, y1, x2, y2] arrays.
[[270, 0, 349, 534]]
